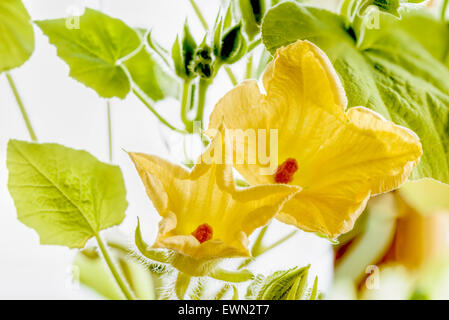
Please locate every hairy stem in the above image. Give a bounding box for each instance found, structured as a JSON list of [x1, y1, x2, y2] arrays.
[[181, 79, 193, 132], [95, 234, 135, 300], [133, 87, 187, 134], [247, 38, 262, 52], [194, 78, 211, 126], [239, 226, 298, 269], [6, 72, 37, 141], [245, 54, 254, 79]]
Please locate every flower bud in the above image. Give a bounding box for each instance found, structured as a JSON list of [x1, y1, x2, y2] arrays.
[[172, 22, 197, 79], [189, 39, 214, 79], [216, 24, 247, 64], [235, 0, 266, 40]]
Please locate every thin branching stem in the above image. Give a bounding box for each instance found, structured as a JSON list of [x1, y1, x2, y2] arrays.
[[95, 234, 135, 300], [6, 72, 37, 141], [189, 0, 209, 30]]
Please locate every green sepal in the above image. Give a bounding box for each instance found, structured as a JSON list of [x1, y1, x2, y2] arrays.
[[246, 265, 317, 300], [209, 267, 254, 282]]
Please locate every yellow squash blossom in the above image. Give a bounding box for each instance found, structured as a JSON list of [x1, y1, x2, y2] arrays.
[[208, 40, 422, 238], [128, 125, 300, 261]]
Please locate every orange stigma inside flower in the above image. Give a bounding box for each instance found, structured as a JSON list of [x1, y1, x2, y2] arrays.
[[192, 223, 213, 243], [274, 158, 298, 184]]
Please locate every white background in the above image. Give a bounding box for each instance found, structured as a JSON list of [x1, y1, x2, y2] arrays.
[[0, 0, 333, 299]]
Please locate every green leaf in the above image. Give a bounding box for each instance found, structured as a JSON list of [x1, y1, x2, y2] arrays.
[[399, 178, 449, 215], [262, 3, 449, 184], [0, 0, 34, 72], [246, 265, 314, 300], [7, 140, 127, 248], [124, 46, 180, 100], [36, 8, 140, 99]]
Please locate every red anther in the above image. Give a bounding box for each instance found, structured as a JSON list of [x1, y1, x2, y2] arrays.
[[274, 158, 298, 184], [192, 223, 213, 243]]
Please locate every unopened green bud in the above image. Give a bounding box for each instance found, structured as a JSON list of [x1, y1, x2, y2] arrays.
[[172, 22, 197, 79], [235, 0, 266, 40], [217, 24, 247, 64], [190, 40, 214, 79]]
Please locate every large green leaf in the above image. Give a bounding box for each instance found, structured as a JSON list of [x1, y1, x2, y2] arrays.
[[7, 140, 127, 248], [262, 3, 449, 184], [36, 8, 139, 99], [0, 0, 34, 72], [124, 46, 179, 101], [36, 8, 179, 100]]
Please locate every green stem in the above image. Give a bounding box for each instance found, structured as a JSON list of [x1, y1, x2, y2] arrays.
[[255, 48, 272, 79], [5, 72, 37, 141], [339, 0, 359, 28], [95, 234, 135, 300], [181, 79, 193, 132], [256, 230, 297, 256], [224, 66, 238, 86], [245, 54, 254, 79], [247, 38, 262, 53], [133, 88, 187, 134], [106, 100, 113, 162], [442, 0, 449, 22], [189, 0, 209, 30], [238, 227, 298, 269], [251, 225, 269, 256], [194, 78, 210, 126]]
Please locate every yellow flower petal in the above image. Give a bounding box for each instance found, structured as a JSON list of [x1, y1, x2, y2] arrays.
[[129, 125, 300, 260], [209, 40, 422, 238]]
